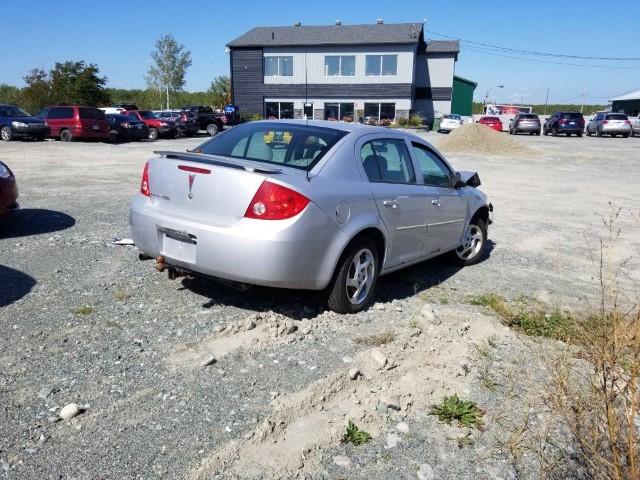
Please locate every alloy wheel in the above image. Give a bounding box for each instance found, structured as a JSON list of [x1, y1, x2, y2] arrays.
[[345, 248, 375, 306], [455, 224, 484, 261]]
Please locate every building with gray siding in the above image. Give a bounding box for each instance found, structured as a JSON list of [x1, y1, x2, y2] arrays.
[[226, 21, 459, 122]]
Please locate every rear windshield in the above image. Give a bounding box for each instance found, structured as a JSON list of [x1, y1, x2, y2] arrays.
[[139, 111, 158, 119], [444, 114, 461, 120], [518, 114, 538, 119], [79, 107, 105, 120], [482, 117, 500, 121], [198, 122, 348, 171], [560, 112, 583, 119], [606, 114, 628, 120]]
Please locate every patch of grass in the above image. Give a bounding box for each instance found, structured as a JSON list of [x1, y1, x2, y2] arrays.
[[73, 306, 95, 315], [468, 294, 574, 341], [430, 394, 485, 429], [408, 317, 422, 330], [112, 290, 130, 301], [353, 329, 395, 346], [341, 421, 372, 445]]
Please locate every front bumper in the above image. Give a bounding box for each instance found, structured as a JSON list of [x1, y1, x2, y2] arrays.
[[0, 179, 18, 214], [129, 194, 343, 290], [158, 126, 177, 136], [12, 125, 48, 137]]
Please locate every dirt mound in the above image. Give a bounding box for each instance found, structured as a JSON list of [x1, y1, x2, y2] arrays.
[[438, 123, 535, 155]]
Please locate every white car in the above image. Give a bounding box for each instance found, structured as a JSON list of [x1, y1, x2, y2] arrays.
[[439, 114, 463, 133]]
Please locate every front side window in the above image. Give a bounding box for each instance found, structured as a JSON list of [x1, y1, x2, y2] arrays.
[[412, 143, 452, 188], [0, 105, 31, 117], [48, 107, 74, 119], [199, 122, 347, 170], [264, 56, 293, 76], [365, 55, 398, 76], [325, 55, 355, 76], [360, 139, 415, 184]]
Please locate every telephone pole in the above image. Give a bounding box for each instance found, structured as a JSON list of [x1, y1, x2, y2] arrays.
[[544, 87, 549, 115]]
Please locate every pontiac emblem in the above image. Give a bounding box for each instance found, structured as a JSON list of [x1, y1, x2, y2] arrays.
[[187, 174, 196, 199]]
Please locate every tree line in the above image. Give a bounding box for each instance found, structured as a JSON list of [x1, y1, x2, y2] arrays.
[[0, 34, 230, 114], [472, 102, 608, 115]]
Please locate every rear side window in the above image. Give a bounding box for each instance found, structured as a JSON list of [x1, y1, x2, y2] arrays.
[[48, 107, 74, 119], [79, 107, 105, 120], [606, 114, 628, 120], [199, 122, 347, 171], [361, 139, 416, 184]]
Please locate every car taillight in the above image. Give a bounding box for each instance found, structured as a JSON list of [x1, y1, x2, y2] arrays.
[[221, 115, 228, 124], [603, 120, 609, 125], [140, 162, 150, 196], [244, 180, 310, 220], [625, 120, 631, 125]]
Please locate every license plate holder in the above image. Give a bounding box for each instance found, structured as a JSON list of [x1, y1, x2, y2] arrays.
[[159, 227, 197, 263], [92, 125, 100, 131]]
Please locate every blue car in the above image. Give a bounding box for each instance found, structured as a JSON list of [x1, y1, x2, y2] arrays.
[[0, 104, 49, 141]]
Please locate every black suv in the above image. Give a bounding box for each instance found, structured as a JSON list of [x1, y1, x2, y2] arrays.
[[543, 112, 585, 137]]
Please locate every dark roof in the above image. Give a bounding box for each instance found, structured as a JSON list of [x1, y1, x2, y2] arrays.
[[425, 40, 460, 53], [453, 75, 477, 87], [227, 23, 424, 48]]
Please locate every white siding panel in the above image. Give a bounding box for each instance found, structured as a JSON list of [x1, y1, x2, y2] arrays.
[[425, 55, 455, 88], [263, 45, 415, 84]]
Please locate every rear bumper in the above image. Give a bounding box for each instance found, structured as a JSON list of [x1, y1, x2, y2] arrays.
[[129, 194, 344, 290], [513, 124, 540, 132], [601, 125, 632, 134]]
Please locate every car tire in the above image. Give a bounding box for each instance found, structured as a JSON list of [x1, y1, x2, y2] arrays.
[[577, 131, 583, 137], [34, 135, 46, 141], [543, 127, 548, 136], [448, 218, 488, 267], [536, 130, 541, 136], [206, 123, 219, 136], [1, 126, 13, 141], [529, 132, 535, 136], [552, 127, 558, 137], [596, 128, 603, 137], [586, 128, 592, 136], [623, 133, 630, 138], [109, 130, 119, 143], [60, 130, 73, 142], [148, 128, 159, 141], [327, 240, 379, 314]]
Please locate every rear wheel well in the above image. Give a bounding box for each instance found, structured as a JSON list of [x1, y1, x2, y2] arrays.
[[471, 206, 490, 225], [342, 228, 386, 270]]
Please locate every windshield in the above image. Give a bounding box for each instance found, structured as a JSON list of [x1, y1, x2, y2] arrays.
[[139, 111, 158, 119], [444, 115, 461, 120], [0, 105, 31, 117], [198, 122, 348, 171]]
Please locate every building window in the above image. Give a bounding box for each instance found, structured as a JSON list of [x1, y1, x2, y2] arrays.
[[324, 55, 355, 76], [265, 102, 294, 119], [324, 103, 354, 122], [264, 56, 293, 76], [365, 55, 397, 76], [364, 102, 396, 122]]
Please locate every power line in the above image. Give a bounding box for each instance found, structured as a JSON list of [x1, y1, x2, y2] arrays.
[[461, 45, 640, 69], [427, 30, 640, 62]]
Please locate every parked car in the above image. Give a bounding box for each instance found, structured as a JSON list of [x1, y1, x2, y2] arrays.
[[439, 114, 464, 133], [509, 113, 541, 135], [0, 104, 48, 141], [106, 114, 149, 142], [630, 114, 640, 136], [37, 106, 110, 142], [585, 113, 632, 138], [100, 104, 140, 115], [130, 120, 492, 313], [181, 105, 242, 136], [543, 112, 584, 137], [155, 110, 199, 137], [478, 116, 503, 132], [0, 161, 18, 214], [123, 110, 177, 140]]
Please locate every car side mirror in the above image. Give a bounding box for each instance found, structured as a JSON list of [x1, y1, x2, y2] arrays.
[[453, 172, 466, 189]]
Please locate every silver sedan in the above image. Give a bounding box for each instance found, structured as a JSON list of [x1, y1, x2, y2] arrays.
[[130, 120, 492, 313]]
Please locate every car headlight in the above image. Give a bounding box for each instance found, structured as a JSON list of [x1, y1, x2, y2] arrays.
[[11, 121, 28, 128], [0, 162, 13, 179]]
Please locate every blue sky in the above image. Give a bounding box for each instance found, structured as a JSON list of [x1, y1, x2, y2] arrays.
[[3, 0, 639, 104]]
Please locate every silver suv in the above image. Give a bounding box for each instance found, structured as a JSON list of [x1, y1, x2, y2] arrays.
[[586, 113, 632, 138]]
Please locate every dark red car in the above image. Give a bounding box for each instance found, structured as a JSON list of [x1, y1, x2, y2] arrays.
[[478, 116, 503, 132], [123, 110, 177, 140], [0, 161, 18, 215], [37, 106, 110, 142]]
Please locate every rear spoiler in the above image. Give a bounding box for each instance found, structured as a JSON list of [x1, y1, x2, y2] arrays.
[[153, 151, 282, 174]]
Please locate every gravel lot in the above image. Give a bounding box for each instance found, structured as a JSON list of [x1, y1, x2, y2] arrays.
[[1, 131, 639, 479]]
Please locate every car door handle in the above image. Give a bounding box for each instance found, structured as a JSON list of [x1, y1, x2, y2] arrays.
[[431, 199, 441, 207], [383, 199, 399, 208]]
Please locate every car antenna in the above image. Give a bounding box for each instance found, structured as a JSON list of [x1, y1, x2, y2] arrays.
[[304, 48, 311, 182]]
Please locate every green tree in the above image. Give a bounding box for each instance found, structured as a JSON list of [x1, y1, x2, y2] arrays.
[[22, 69, 51, 113], [146, 34, 192, 110], [49, 61, 110, 106], [208, 75, 231, 108], [0, 84, 24, 108]]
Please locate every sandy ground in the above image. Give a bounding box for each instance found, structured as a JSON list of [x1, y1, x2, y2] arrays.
[[0, 130, 639, 479]]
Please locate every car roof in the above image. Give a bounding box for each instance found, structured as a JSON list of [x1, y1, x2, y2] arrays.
[[251, 119, 395, 134]]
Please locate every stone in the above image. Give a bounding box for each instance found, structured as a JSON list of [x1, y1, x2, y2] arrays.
[[348, 368, 360, 380], [333, 455, 351, 469], [384, 433, 401, 449], [417, 463, 435, 480], [379, 396, 400, 411], [370, 349, 388, 369], [59, 403, 81, 421], [342, 356, 353, 363], [396, 421, 409, 434], [421, 305, 441, 325], [200, 356, 217, 368], [244, 319, 256, 331]]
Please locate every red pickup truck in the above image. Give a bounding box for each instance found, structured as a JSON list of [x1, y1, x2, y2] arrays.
[[123, 110, 178, 140]]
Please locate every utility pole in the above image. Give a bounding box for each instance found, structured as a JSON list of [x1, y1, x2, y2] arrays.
[[166, 85, 170, 111], [580, 87, 586, 114], [544, 87, 549, 115]]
